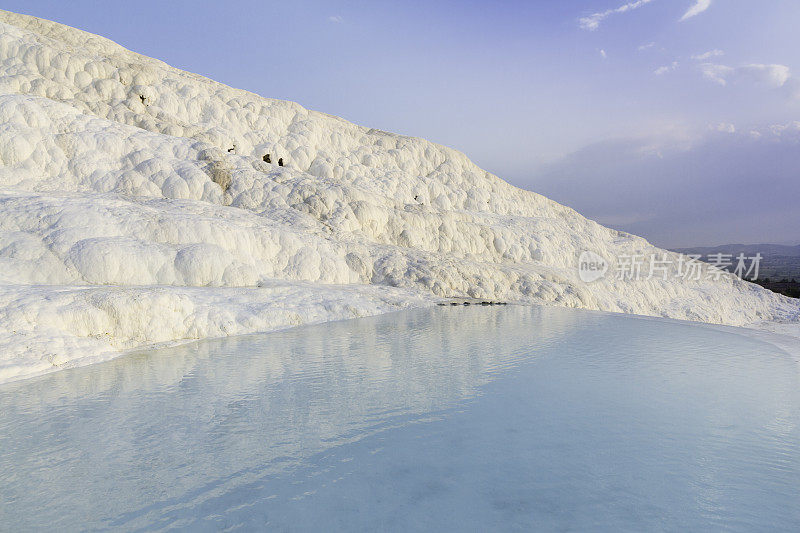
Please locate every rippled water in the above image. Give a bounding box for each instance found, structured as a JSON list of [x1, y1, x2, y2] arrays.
[[1, 306, 799, 531]]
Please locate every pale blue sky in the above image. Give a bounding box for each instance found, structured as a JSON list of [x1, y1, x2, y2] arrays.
[[6, 0, 800, 246]]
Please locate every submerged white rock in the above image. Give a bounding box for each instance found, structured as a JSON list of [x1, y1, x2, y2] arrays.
[[0, 10, 797, 382]]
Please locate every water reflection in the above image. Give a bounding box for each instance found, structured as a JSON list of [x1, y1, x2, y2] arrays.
[[0, 306, 579, 529]]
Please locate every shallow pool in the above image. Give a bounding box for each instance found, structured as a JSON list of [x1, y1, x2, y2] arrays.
[[1, 306, 799, 531]]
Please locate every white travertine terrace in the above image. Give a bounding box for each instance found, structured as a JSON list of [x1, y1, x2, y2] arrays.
[[0, 10, 797, 382]]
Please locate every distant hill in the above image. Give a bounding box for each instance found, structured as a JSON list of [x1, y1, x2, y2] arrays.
[[673, 244, 800, 258], [672, 244, 800, 297]]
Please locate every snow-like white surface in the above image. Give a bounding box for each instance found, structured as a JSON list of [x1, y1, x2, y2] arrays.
[[0, 282, 429, 383], [0, 10, 797, 382]]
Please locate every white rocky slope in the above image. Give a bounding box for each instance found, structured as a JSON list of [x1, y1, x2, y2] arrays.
[[0, 10, 797, 382]]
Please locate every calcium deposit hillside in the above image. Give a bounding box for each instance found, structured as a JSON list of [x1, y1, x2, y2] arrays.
[[0, 10, 797, 382]]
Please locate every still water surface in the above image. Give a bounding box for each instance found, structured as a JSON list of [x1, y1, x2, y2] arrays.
[[1, 306, 799, 531]]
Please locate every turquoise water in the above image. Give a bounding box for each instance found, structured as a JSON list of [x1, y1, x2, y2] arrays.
[[1, 306, 799, 531]]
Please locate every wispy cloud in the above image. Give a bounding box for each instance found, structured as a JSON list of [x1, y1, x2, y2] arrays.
[[699, 63, 735, 85], [600, 49, 608, 59], [691, 49, 724, 61], [765, 121, 800, 138], [638, 42, 656, 51], [654, 61, 679, 75], [710, 122, 735, 133], [579, 0, 656, 31], [700, 63, 793, 92], [739, 64, 791, 87], [680, 0, 712, 21], [783, 78, 800, 101], [328, 15, 343, 23]]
